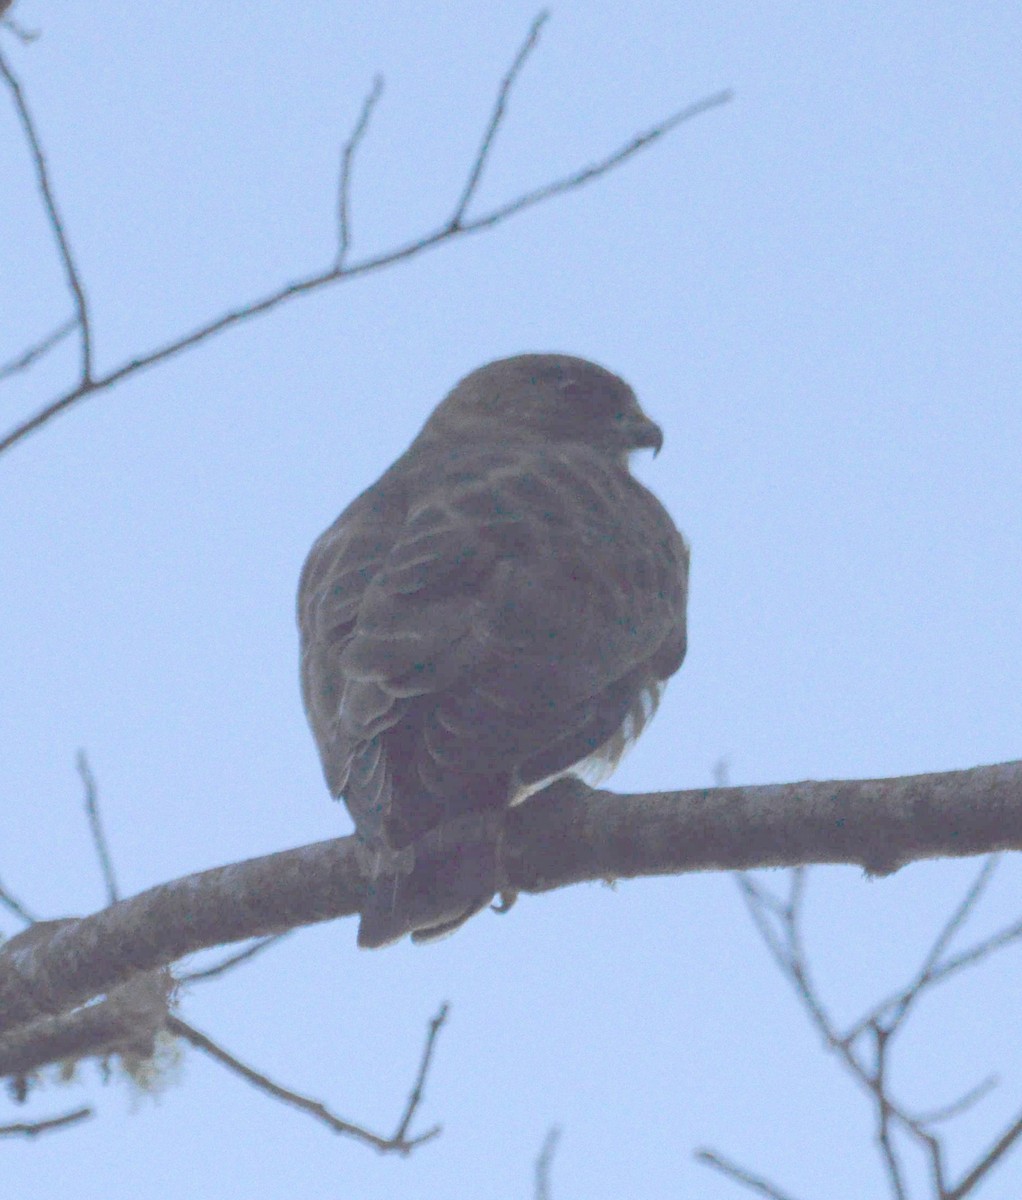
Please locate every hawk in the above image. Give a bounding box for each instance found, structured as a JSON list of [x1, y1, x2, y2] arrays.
[[298, 354, 688, 947]]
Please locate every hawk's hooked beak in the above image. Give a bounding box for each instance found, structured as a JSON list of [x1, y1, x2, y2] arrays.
[[627, 412, 664, 457]]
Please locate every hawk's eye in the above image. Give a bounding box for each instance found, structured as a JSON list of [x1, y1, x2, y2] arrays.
[[560, 381, 591, 405], [559, 378, 625, 423]]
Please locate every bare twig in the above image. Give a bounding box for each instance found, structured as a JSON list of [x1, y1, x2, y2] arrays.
[[0, 13, 732, 457], [843, 861, 1015, 1045], [737, 872, 940, 1194], [76, 750, 119, 904], [449, 10, 548, 227], [1, 3, 37, 44], [949, 1107, 1022, 1199], [177, 934, 288, 985], [695, 1149, 805, 1200], [736, 857, 1022, 1199], [922, 917, 1022, 986], [0, 49, 91, 381], [389, 1002, 449, 1146], [336, 74, 383, 267], [0, 1106, 92, 1138], [886, 856, 998, 1033], [451, 86, 734, 235], [0, 879, 34, 925], [0, 316, 76, 383], [534, 1125, 561, 1200], [166, 1011, 443, 1154], [917, 1075, 998, 1126], [870, 1024, 908, 1200]]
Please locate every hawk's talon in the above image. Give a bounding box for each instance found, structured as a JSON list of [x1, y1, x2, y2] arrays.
[[491, 890, 518, 914]]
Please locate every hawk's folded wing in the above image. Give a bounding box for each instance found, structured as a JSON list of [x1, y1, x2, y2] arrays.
[[299, 443, 687, 850]]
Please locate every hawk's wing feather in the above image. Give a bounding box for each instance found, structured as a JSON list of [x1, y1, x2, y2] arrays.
[[299, 443, 687, 848]]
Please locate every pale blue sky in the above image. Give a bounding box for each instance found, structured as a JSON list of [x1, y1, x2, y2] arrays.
[[2, 3, 1021, 1197]]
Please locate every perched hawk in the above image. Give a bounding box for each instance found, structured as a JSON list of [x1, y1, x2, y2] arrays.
[[298, 354, 688, 947]]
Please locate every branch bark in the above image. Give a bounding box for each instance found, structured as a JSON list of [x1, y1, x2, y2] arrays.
[[1, 760, 1019, 1044]]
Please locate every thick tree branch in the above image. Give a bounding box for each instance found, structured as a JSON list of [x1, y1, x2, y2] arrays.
[[0, 760, 1019, 1042], [0, 965, 171, 1079]]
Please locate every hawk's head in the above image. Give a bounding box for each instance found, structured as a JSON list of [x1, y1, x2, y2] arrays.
[[421, 353, 663, 461]]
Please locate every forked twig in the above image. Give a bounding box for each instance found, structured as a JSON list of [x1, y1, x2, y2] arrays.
[[389, 1002, 449, 1146], [0, 14, 731, 456], [166, 1004, 447, 1154], [727, 864, 1022, 1199], [450, 9, 548, 227]]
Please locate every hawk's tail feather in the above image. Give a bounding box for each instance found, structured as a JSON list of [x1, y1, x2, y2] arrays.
[[355, 811, 504, 949]]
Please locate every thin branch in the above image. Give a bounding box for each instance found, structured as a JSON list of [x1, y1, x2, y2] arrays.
[[870, 1024, 908, 1200], [1, 13, 38, 44], [0, 28, 732, 457], [695, 1149, 805, 1200], [737, 871, 951, 1195], [949, 1107, 1022, 1200], [534, 1125, 561, 1200], [166, 1012, 442, 1154], [886, 856, 998, 1032], [0, 49, 91, 381], [451, 86, 734, 236], [0, 316, 76, 383], [842, 859, 1011, 1045], [737, 859, 1022, 1198], [736, 876, 795, 981], [76, 750, 118, 904], [0, 1106, 92, 1138], [917, 1075, 999, 1127], [390, 1003, 449, 1145], [0, 879, 34, 925], [177, 934, 288, 985], [336, 74, 383, 267], [449, 10, 548, 227], [924, 916, 1022, 985]]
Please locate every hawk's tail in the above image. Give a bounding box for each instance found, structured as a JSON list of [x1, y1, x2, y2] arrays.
[[355, 812, 504, 949]]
